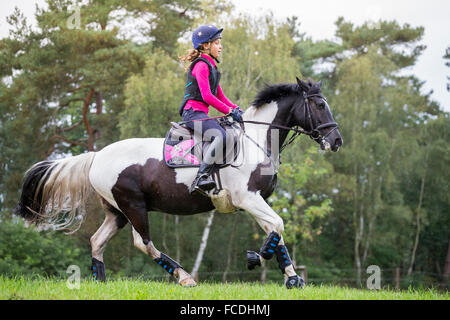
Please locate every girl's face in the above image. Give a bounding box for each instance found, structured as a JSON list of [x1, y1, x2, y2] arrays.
[[205, 39, 222, 59]]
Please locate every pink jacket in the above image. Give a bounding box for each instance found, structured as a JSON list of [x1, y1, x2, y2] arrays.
[[184, 54, 238, 115]]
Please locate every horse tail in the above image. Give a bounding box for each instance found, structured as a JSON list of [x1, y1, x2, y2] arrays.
[[15, 152, 96, 233]]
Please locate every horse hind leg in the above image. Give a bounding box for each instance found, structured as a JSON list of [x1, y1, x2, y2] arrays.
[[112, 174, 196, 286], [131, 227, 197, 287], [90, 198, 128, 281]]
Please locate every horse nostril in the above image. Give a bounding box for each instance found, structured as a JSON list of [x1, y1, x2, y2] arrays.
[[335, 138, 342, 147]]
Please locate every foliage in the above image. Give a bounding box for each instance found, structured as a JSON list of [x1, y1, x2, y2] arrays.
[[269, 147, 332, 247], [0, 0, 148, 212], [119, 49, 185, 138], [0, 218, 90, 277], [0, 1, 448, 290], [217, 14, 300, 109]]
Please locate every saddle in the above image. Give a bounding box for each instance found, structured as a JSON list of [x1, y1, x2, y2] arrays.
[[163, 118, 240, 214], [163, 118, 241, 169]]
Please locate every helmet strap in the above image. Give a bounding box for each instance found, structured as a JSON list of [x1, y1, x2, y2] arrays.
[[205, 42, 220, 64], [212, 56, 220, 64]]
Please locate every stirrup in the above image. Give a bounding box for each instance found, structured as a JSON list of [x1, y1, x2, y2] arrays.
[[190, 174, 216, 196], [193, 186, 210, 197]]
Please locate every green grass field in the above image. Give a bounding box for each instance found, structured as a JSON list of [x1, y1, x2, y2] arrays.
[[1, 276, 448, 300]]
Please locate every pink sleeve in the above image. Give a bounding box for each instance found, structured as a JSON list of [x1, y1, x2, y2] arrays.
[[192, 62, 231, 114], [217, 85, 238, 109]]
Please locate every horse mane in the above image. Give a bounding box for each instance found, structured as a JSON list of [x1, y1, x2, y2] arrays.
[[252, 80, 322, 108], [252, 83, 299, 108]]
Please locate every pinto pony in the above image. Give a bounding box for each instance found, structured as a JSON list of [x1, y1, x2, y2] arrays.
[[15, 78, 342, 288]]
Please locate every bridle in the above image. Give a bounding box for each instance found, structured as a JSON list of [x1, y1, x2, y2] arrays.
[[240, 92, 338, 153]]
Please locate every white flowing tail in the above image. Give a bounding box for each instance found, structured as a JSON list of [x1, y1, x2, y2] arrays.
[[15, 152, 96, 233]]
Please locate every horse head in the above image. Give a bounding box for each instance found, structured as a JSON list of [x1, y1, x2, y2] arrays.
[[293, 78, 343, 152]]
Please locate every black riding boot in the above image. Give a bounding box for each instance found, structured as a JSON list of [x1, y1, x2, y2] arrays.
[[189, 162, 216, 194], [189, 137, 222, 194]]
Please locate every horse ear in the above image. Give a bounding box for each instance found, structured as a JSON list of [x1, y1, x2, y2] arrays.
[[318, 80, 322, 87], [296, 77, 309, 92]]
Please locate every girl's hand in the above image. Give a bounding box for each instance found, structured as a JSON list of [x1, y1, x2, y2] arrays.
[[229, 107, 243, 122]]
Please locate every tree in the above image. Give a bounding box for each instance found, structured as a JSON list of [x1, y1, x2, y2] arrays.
[[269, 147, 333, 265], [0, 1, 149, 212], [119, 50, 185, 138], [302, 18, 439, 286], [216, 14, 301, 109], [405, 114, 450, 285], [445, 46, 450, 92], [191, 211, 215, 281]]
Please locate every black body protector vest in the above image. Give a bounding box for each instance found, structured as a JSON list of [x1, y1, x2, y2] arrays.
[[178, 57, 221, 116]]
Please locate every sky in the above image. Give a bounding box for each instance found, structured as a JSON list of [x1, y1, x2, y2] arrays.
[[231, 0, 450, 112], [0, 0, 449, 111]]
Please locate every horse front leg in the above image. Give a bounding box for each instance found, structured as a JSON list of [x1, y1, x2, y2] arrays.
[[235, 192, 305, 289]]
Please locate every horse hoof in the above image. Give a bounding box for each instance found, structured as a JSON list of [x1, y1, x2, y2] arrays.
[[285, 275, 305, 289], [247, 250, 262, 270], [179, 278, 197, 287]]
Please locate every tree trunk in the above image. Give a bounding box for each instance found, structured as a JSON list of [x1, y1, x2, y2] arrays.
[[362, 170, 377, 266], [191, 211, 215, 281], [395, 267, 400, 289], [162, 215, 169, 253], [354, 214, 363, 287], [292, 242, 297, 268], [354, 181, 365, 287], [362, 214, 374, 266], [95, 91, 103, 114], [260, 261, 267, 284], [407, 174, 426, 276], [442, 237, 450, 287], [82, 88, 95, 151], [222, 214, 237, 282]]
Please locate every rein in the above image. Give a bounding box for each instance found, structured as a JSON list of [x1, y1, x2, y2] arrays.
[[177, 114, 229, 126], [241, 93, 338, 152], [176, 92, 338, 170]]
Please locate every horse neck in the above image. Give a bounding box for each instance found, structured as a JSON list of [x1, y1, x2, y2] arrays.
[[242, 101, 292, 165]]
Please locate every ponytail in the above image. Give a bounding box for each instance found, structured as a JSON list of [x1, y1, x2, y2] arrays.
[[179, 44, 209, 72]]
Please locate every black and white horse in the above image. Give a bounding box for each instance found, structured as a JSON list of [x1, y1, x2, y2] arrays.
[[15, 78, 342, 288]]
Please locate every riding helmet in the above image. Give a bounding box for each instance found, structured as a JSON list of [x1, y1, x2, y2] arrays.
[[192, 25, 223, 49]]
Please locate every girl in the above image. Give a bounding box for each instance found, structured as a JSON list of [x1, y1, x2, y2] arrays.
[[179, 25, 243, 195]]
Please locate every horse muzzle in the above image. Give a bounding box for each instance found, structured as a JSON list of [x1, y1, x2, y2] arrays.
[[320, 139, 332, 151], [321, 137, 342, 152]]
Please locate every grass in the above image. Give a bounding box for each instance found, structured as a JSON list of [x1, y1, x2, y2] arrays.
[[1, 276, 448, 300]]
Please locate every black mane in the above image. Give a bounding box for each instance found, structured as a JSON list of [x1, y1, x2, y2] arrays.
[[252, 83, 300, 108], [252, 80, 324, 108]]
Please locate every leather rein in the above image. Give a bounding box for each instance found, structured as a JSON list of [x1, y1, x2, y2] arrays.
[[240, 93, 338, 153], [177, 93, 338, 169]]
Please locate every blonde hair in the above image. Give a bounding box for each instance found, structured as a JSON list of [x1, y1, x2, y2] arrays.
[[179, 43, 209, 72]]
